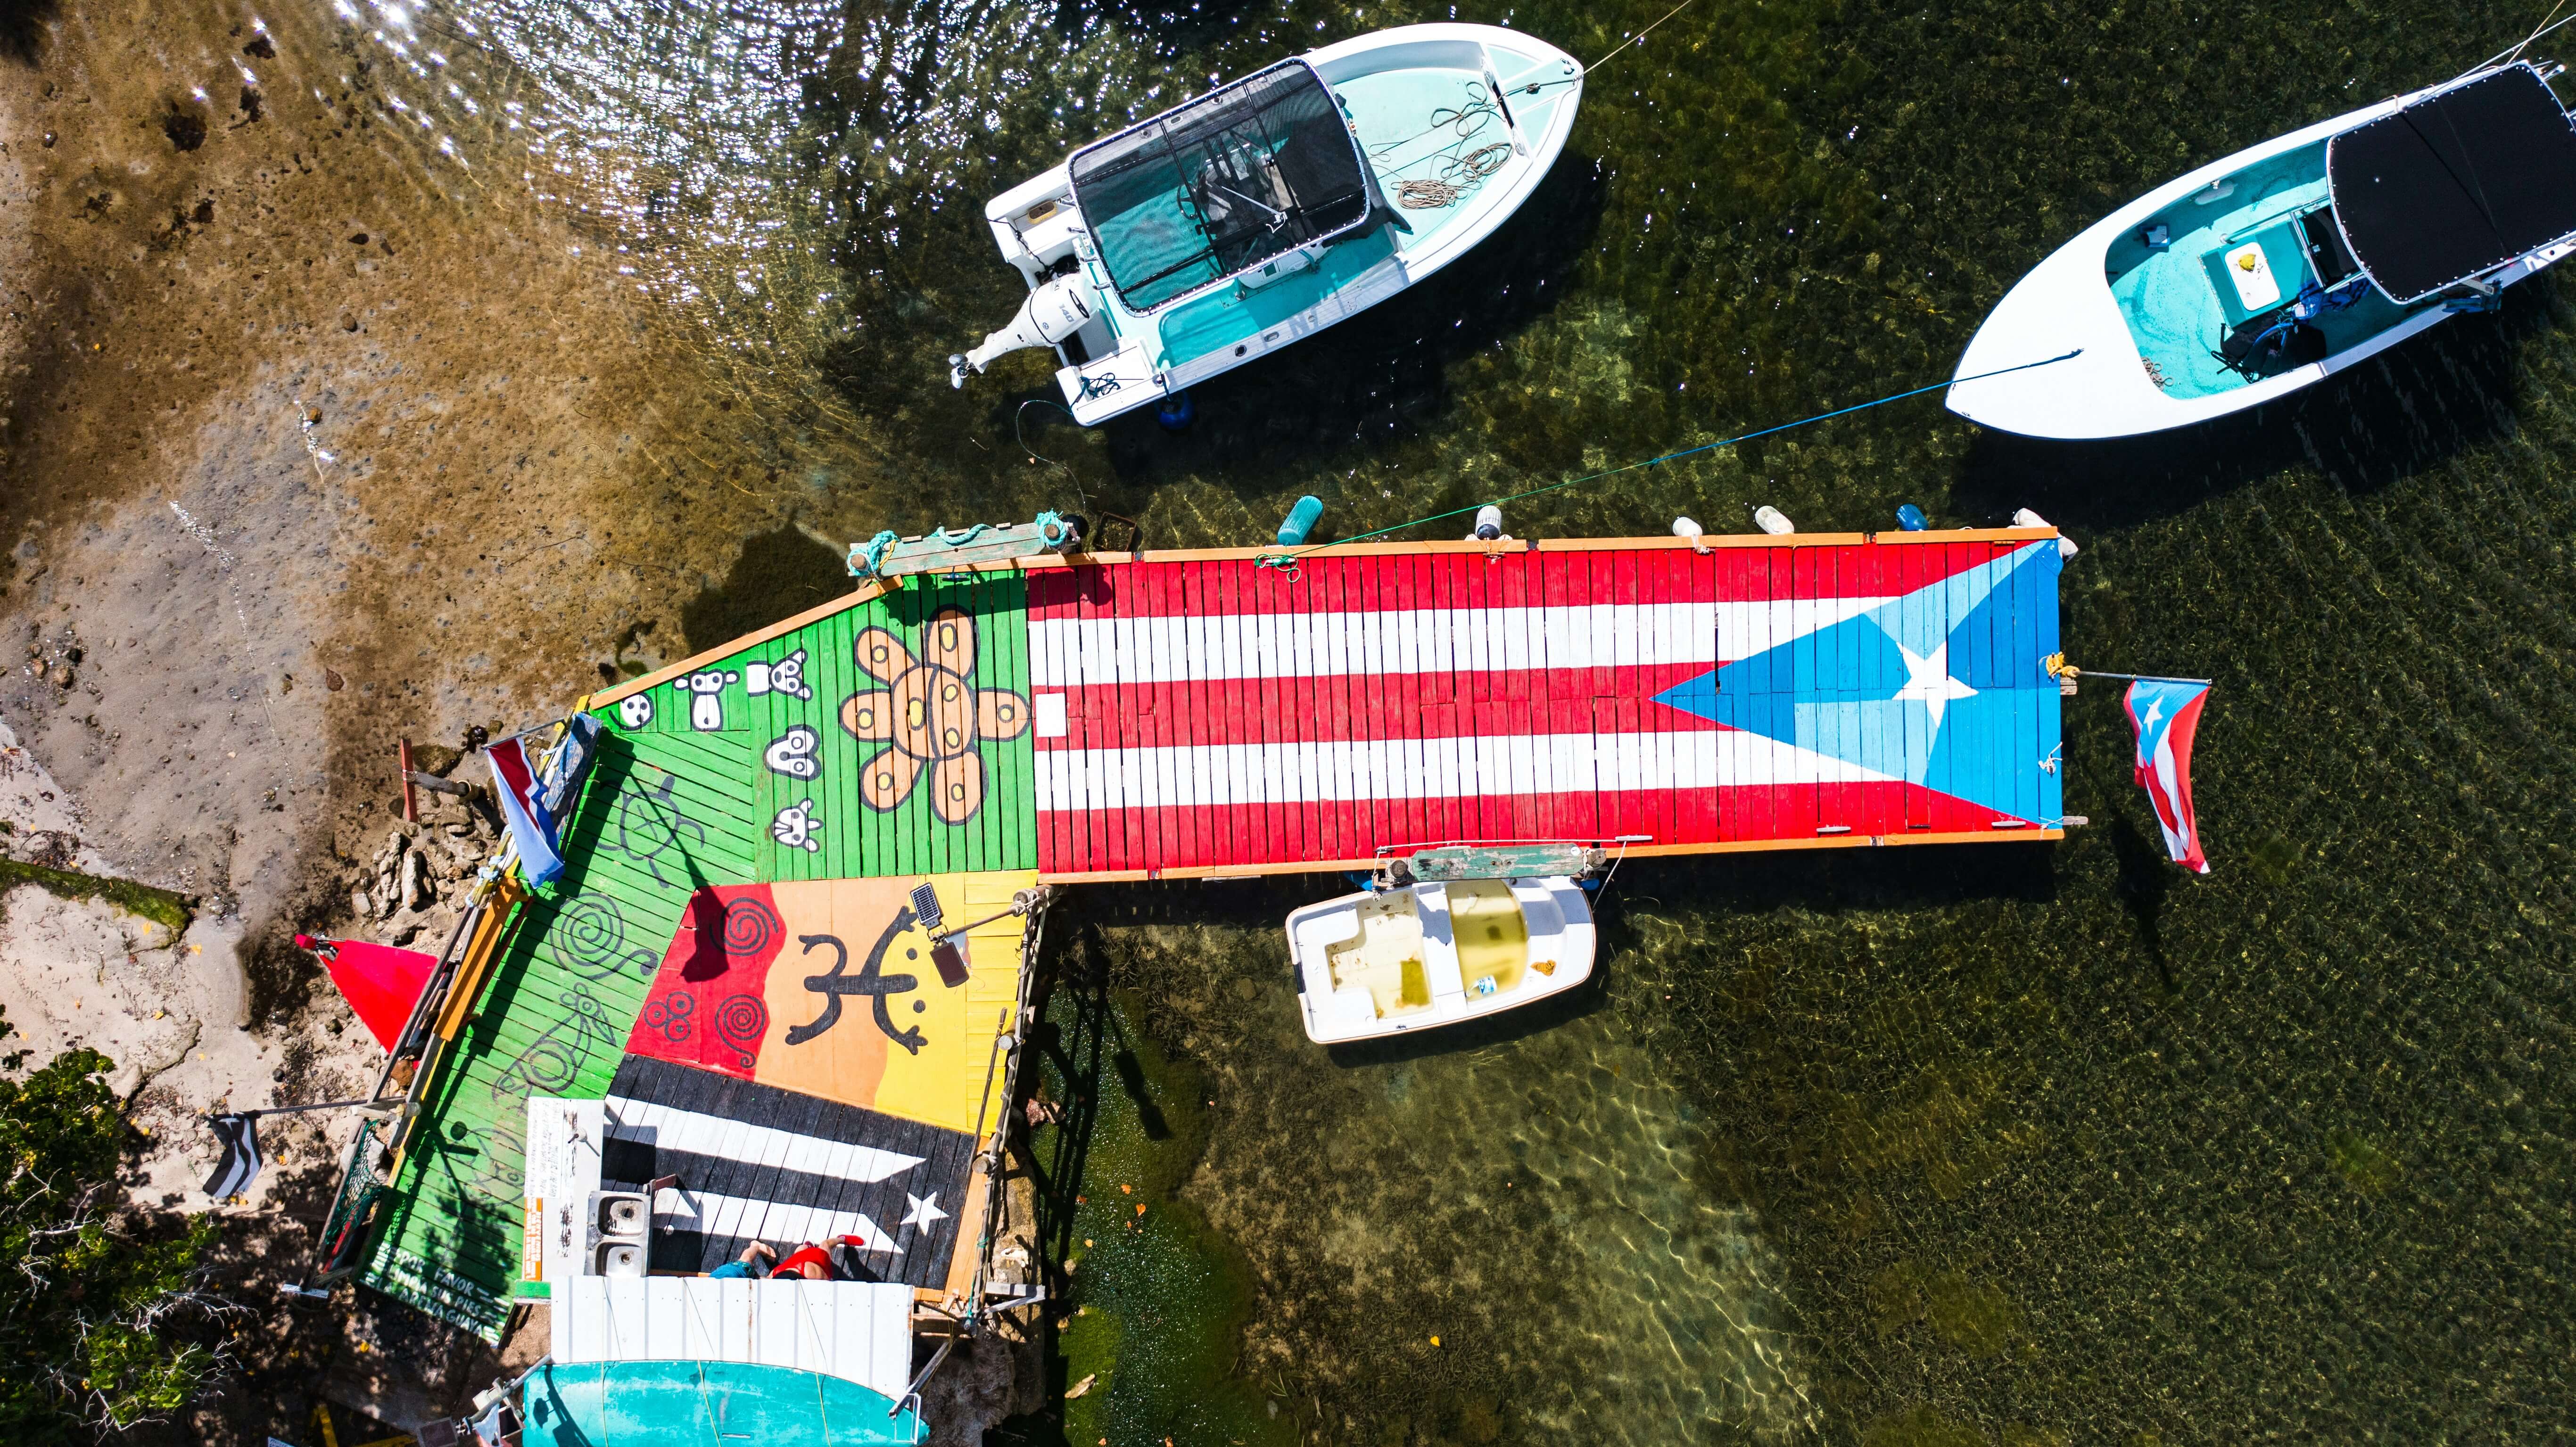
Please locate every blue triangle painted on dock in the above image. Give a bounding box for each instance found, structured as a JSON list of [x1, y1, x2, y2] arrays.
[[1649, 541, 2062, 818]]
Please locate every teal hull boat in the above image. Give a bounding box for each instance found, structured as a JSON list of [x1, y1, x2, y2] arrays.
[[950, 24, 1583, 424], [1949, 61, 2576, 438]]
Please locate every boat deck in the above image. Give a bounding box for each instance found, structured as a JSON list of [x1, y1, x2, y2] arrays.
[[360, 526, 2063, 1336], [2105, 142, 2424, 398]]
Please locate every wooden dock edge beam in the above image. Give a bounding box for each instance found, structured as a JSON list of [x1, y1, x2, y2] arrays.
[[591, 527, 2059, 710], [1031, 828, 2066, 885], [595, 578, 895, 707], [931, 524, 2056, 569]]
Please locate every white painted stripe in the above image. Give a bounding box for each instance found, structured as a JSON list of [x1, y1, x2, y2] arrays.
[[1028, 599, 1889, 685], [1033, 730, 1892, 812], [604, 1095, 925, 1185], [642, 1187, 901, 1256]]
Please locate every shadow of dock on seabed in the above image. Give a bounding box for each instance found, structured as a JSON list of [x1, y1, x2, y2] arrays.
[[1609, 838, 2060, 921], [1953, 275, 2564, 532]]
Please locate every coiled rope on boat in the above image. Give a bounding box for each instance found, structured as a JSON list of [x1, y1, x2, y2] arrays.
[[1382, 0, 1709, 211], [1397, 143, 1514, 208], [1254, 349, 2085, 572]]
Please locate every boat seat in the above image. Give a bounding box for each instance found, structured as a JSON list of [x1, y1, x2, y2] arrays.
[[2219, 310, 2329, 377], [2202, 220, 2313, 324], [1296, 909, 1362, 949], [1061, 343, 1163, 425], [1508, 879, 1561, 936], [2298, 208, 2359, 287]]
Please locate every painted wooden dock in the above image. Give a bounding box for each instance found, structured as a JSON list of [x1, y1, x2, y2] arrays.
[[598, 526, 2066, 880], [358, 526, 2065, 1336]]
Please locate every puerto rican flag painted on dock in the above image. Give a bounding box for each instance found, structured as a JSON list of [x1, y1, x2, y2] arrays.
[[1024, 540, 2063, 875]]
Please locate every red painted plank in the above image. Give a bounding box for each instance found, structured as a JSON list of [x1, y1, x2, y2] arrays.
[[1170, 562, 1203, 868], [1536, 551, 1572, 841], [1394, 551, 1434, 853], [1305, 559, 1343, 865]]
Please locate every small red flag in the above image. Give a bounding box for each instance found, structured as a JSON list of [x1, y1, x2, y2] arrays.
[[299, 934, 436, 1052]]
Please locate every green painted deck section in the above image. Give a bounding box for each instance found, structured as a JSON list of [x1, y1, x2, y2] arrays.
[[360, 575, 1032, 1339]]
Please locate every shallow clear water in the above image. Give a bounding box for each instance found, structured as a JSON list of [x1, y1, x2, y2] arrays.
[[169, 0, 2576, 1438]]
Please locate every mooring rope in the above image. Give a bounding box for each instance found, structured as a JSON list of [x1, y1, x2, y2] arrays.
[[2479, 0, 2576, 74], [1255, 348, 2084, 570], [1583, 0, 1703, 77]]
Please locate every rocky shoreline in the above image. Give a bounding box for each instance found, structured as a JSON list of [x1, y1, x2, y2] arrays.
[[0, 1, 855, 1438]]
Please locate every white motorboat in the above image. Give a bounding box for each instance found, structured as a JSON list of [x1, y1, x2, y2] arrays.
[[1286, 876, 1595, 1045], [1947, 61, 2576, 439], [951, 24, 1583, 425]]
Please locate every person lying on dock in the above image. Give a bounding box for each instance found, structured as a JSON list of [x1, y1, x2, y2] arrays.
[[766, 1235, 873, 1281], [703, 1235, 871, 1280], [708, 1241, 776, 1279]]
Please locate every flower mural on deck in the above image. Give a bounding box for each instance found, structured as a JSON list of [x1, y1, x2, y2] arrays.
[[840, 606, 1032, 823]]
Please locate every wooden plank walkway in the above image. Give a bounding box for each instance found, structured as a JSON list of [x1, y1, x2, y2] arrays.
[[360, 527, 2064, 1335], [1023, 531, 2065, 877]]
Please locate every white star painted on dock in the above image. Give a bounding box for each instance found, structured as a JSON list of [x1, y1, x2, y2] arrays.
[[1891, 638, 1977, 732], [901, 1192, 949, 1233]]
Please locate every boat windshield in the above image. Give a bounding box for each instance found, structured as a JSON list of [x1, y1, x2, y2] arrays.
[[2326, 63, 2576, 304], [1069, 60, 1376, 313]]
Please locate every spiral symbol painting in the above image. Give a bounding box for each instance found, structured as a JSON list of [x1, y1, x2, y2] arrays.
[[713, 994, 768, 1069], [722, 896, 783, 961], [548, 895, 654, 981], [645, 990, 695, 1044]]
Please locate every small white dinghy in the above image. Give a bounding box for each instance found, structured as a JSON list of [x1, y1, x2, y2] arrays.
[[1948, 61, 2576, 439], [1286, 876, 1595, 1045], [952, 24, 1583, 425]]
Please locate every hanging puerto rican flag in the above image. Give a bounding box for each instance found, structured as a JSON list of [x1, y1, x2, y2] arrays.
[[487, 732, 566, 884], [2123, 678, 2212, 873]]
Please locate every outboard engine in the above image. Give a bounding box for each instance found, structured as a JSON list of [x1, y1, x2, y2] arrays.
[[949, 274, 1093, 387]]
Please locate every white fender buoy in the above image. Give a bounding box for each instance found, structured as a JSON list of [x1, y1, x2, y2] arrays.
[[1671, 516, 1712, 553], [1753, 505, 1795, 536], [1467, 504, 1506, 542], [2014, 507, 2081, 560]]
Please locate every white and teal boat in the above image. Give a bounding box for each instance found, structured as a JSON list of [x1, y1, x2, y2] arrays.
[[950, 24, 1583, 424], [1949, 61, 2576, 439]]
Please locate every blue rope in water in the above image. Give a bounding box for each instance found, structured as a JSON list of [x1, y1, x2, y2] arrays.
[[1257, 348, 2083, 568]]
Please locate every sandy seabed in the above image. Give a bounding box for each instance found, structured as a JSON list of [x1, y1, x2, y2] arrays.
[[0, 3, 864, 1432]]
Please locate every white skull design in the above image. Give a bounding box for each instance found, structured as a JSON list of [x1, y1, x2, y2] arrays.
[[617, 693, 653, 730], [682, 669, 737, 732], [744, 648, 814, 702], [763, 725, 822, 781], [770, 798, 822, 853]]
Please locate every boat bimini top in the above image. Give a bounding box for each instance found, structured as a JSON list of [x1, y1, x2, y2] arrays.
[[1068, 59, 1379, 313], [2327, 62, 2576, 304]]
